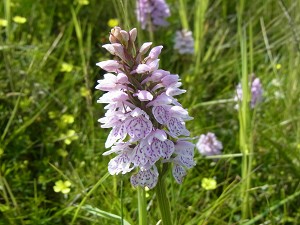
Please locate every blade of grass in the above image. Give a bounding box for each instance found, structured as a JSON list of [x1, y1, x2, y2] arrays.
[[71, 172, 110, 225], [243, 189, 300, 225], [81, 204, 131, 225]]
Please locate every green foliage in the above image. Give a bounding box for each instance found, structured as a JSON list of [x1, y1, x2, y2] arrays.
[[0, 0, 299, 224]]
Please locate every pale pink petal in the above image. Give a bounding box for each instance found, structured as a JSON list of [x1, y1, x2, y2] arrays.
[[116, 73, 129, 84], [141, 69, 169, 84], [96, 60, 121, 72], [95, 73, 118, 91], [139, 42, 152, 55], [103, 142, 131, 155], [169, 106, 193, 121], [149, 46, 163, 59], [129, 28, 137, 43], [161, 74, 179, 87], [130, 107, 148, 118], [153, 129, 167, 142], [135, 90, 153, 101], [102, 44, 116, 55], [147, 93, 173, 107], [120, 30, 129, 42], [166, 87, 186, 96], [147, 59, 160, 71], [112, 43, 126, 61], [136, 64, 151, 74], [97, 91, 128, 104]]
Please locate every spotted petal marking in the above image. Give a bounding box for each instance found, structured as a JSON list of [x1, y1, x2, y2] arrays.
[[126, 116, 152, 140], [167, 117, 190, 137], [173, 155, 195, 169], [132, 142, 149, 167], [152, 106, 170, 125], [145, 138, 162, 165], [130, 166, 158, 189], [172, 164, 187, 184], [153, 138, 175, 160], [108, 153, 133, 175], [175, 141, 195, 158], [105, 123, 127, 148]]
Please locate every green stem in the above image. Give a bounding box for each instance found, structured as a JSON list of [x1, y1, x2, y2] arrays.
[[156, 171, 173, 225], [138, 187, 147, 225], [178, 0, 189, 30]]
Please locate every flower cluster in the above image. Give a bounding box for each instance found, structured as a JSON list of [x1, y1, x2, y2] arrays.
[[196, 132, 223, 156], [174, 30, 194, 55], [96, 27, 195, 189], [136, 0, 170, 30], [234, 76, 263, 109]]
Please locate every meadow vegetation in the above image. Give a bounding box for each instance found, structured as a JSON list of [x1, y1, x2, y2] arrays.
[[0, 0, 300, 224]]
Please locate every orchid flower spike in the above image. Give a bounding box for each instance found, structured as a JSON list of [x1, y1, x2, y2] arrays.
[[96, 27, 195, 189]]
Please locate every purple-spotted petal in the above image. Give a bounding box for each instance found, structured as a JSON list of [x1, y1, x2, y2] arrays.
[[167, 117, 190, 137], [132, 141, 149, 167], [152, 105, 170, 124], [130, 166, 159, 189], [108, 151, 134, 175], [172, 164, 187, 184], [159, 139, 175, 160], [173, 155, 195, 169], [146, 138, 162, 164], [125, 116, 152, 140], [174, 141, 195, 157], [105, 123, 127, 148]]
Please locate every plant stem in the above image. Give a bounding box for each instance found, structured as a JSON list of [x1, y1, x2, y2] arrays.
[[138, 187, 147, 225], [238, 26, 252, 220], [156, 170, 173, 225]]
